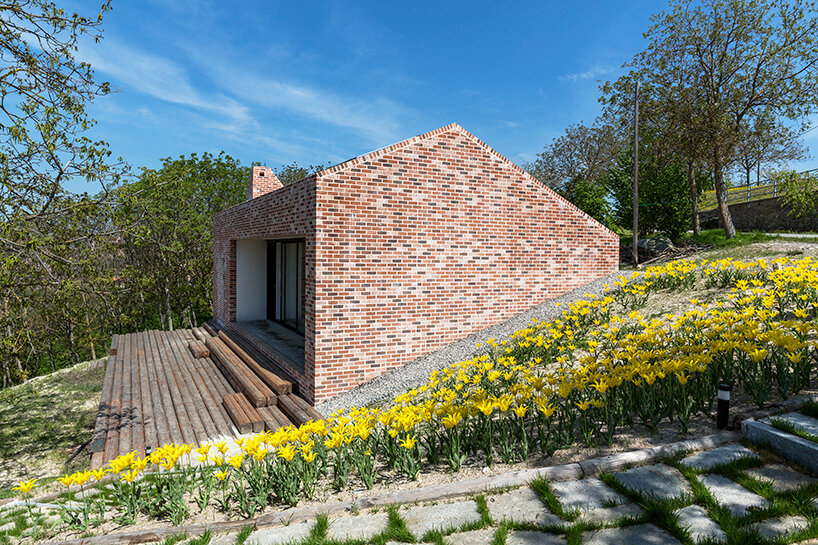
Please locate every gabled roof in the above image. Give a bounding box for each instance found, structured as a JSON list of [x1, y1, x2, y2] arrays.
[[220, 123, 614, 238], [313, 123, 613, 237]]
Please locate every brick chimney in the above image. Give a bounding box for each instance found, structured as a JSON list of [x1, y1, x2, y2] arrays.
[[247, 166, 283, 200]]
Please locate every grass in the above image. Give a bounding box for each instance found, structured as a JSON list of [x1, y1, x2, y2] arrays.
[[0, 359, 105, 493], [681, 229, 778, 248], [769, 418, 818, 445], [800, 400, 818, 419]]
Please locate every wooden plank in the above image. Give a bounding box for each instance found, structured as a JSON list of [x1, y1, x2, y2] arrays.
[[118, 331, 136, 458], [103, 332, 126, 463], [213, 338, 277, 405], [257, 406, 293, 433], [277, 394, 312, 427], [138, 330, 160, 455], [203, 322, 218, 337], [219, 331, 292, 395], [187, 340, 209, 359], [288, 393, 323, 422], [127, 331, 146, 458], [158, 331, 204, 445], [149, 330, 187, 447], [90, 334, 119, 454], [168, 331, 219, 440], [178, 329, 238, 437], [144, 330, 173, 450], [180, 340, 235, 438], [205, 336, 273, 407], [108, 334, 119, 356], [235, 392, 265, 433], [191, 327, 205, 342], [222, 393, 252, 434]]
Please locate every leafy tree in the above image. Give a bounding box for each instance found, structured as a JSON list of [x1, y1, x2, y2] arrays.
[[0, 1, 122, 385], [734, 112, 806, 191], [607, 149, 708, 240], [274, 162, 328, 185], [527, 120, 623, 225], [113, 152, 248, 330], [775, 169, 818, 218], [630, 0, 818, 238]]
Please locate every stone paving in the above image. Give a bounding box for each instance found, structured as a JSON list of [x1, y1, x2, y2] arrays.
[[148, 442, 818, 545]]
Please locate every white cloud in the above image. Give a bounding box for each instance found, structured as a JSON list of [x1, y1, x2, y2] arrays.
[[81, 41, 251, 124], [204, 67, 411, 144], [558, 66, 614, 83]]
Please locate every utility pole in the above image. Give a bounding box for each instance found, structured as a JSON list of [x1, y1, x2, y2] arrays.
[[632, 80, 640, 266]]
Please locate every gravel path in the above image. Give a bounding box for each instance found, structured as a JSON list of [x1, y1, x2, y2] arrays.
[[316, 271, 624, 416]]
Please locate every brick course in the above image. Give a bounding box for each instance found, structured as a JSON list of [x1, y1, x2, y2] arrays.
[[214, 124, 618, 404]]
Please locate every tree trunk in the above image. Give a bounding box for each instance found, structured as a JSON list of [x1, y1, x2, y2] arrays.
[[713, 152, 736, 238], [67, 318, 78, 365], [746, 166, 752, 202], [47, 338, 56, 372], [165, 279, 173, 331], [688, 160, 701, 236]]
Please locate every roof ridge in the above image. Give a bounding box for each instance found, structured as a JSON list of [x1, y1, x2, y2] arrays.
[[316, 123, 465, 178]]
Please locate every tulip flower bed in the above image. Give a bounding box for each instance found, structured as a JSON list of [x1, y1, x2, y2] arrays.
[[6, 256, 818, 539]]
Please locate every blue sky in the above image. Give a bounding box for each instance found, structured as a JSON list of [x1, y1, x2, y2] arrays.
[[75, 0, 817, 192]]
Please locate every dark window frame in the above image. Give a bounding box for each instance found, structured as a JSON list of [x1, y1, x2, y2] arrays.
[[267, 238, 305, 336]]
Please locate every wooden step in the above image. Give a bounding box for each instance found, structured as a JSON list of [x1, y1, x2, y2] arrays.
[[257, 405, 294, 432], [218, 331, 292, 395], [277, 394, 322, 426], [223, 392, 264, 434], [205, 336, 277, 407], [187, 340, 209, 359]]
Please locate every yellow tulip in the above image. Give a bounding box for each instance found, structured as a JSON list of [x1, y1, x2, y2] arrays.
[[13, 479, 36, 495]]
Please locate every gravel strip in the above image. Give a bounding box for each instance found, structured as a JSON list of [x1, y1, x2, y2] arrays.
[[316, 271, 623, 416]]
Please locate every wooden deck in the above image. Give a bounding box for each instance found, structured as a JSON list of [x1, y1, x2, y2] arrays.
[[90, 326, 321, 469]]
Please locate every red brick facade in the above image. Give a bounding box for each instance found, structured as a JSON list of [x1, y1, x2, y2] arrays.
[[214, 124, 618, 404]]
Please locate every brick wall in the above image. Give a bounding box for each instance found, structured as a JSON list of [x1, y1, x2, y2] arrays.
[[213, 124, 619, 404], [310, 125, 619, 402], [247, 166, 283, 200], [213, 176, 317, 400]]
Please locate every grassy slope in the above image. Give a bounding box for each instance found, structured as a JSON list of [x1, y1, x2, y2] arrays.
[[0, 360, 104, 497]]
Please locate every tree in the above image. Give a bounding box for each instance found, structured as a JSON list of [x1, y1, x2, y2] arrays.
[[734, 112, 806, 192], [526, 120, 624, 225], [274, 162, 328, 185], [632, 0, 818, 238], [114, 153, 248, 330], [0, 1, 122, 384]]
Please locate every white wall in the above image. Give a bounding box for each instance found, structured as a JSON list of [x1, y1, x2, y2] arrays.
[[236, 239, 267, 321]]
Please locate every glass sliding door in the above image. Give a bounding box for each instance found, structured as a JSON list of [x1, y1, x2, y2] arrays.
[[267, 239, 305, 335]]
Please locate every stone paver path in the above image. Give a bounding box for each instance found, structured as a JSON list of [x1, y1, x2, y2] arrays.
[[614, 463, 691, 501], [550, 478, 625, 512], [326, 512, 389, 541], [578, 502, 643, 524], [444, 528, 495, 545], [752, 515, 810, 540], [184, 443, 818, 545], [680, 444, 759, 470], [402, 500, 482, 538], [583, 524, 681, 545], [698, 474, 769, 517], [744, 463, 816, 492], [506, 530, 566, 545], [674, 505, 726, 543], [245, 522, 312, 545], [485, 487, 564, 528]]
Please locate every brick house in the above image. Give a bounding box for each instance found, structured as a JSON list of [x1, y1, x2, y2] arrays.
[[213, 123, 618, 404]]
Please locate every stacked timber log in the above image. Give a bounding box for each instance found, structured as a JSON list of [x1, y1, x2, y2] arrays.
[[222, 392, 264, 433], [205, 335, 277, 407], [278, 394, 323, 426], [187, 341, 209, 358]]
